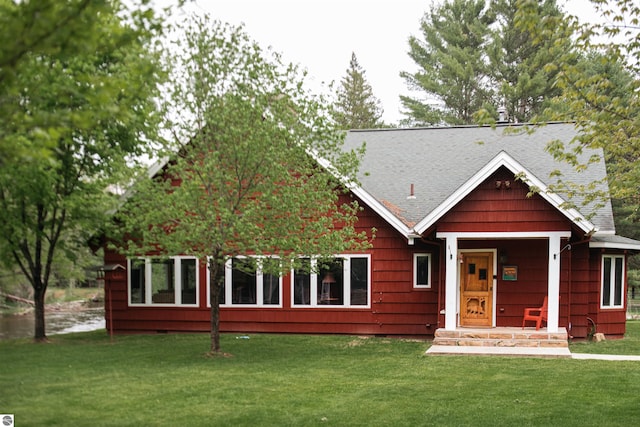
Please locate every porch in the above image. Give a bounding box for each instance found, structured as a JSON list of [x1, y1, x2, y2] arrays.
[[427, 327, 571, 358]]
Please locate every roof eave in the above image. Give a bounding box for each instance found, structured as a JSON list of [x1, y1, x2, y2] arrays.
[[348, 185, 415, 240]]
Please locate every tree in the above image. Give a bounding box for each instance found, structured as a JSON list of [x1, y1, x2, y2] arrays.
[[0, 0, 167, 341], [486, 0, 572, 123], [401, 0, 578, 126], [332, 52, 384, 129], [400, 0, 495, 126], [521, 0, 640, 280], [115, 16, 372, 355], [525, 0, 640, 211]]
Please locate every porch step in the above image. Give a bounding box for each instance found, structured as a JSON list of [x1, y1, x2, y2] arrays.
[[432, 327, 569, 349]]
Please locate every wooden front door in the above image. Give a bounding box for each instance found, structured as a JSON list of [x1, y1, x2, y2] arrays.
[[460, 252, 493, 327]]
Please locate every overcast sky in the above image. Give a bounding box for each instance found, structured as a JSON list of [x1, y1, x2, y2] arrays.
[[178, 1, 600, 125]]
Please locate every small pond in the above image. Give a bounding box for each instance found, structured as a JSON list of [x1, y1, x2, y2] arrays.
[[0, 308, 105, 340]]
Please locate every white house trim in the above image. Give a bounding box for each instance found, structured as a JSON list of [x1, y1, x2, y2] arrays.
[[443, 235, 458, 330], [589, 241, 640, 251], [438, 231, 570, 331], [348, 185, 415, 239], [547, 234, 562, 332], [312, 151, 414, 240], [414, 151, 595, 235], [590, 241, 640, 251]]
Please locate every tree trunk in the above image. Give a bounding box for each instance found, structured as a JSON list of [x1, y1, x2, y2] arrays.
[[208, 256, 225, 354], [33, 284, 47, 342]]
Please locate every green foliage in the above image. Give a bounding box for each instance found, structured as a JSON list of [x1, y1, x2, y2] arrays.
[[401, 0, 496, 126], [332, 52, 384, 129], [115, 16, 371, 353], [522, 1, 640, 228], [487, 0, 572, 123], [402, 0, 573, 126], [0, 0, 168, 339]]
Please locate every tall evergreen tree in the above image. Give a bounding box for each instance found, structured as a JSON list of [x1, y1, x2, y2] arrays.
[[400, 0, 495, 126], [487, 0, 572, 123], [332, 53, 384, 129]]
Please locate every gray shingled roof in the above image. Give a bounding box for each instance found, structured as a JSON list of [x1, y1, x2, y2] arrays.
[[342, 122, 615, 234]]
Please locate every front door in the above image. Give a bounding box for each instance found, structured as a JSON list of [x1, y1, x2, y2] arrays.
[[460, 252, 493, 327]]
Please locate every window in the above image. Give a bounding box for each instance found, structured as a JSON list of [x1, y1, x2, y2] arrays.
[[128, 257, 199, 306], [218, 257, 282, 307], [413, 253, 431, 288], [601, 255, 625, 309], [129, 259, 146, 304], [293, 258, 311, 305], [292, 255, 370, 307]]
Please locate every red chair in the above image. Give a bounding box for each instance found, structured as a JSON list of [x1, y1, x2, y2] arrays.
[[522, 296, 549, 330]]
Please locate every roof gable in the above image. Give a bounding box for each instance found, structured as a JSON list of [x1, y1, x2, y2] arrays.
[[343, 123, 613, 239], [412, 150, 595, 234]]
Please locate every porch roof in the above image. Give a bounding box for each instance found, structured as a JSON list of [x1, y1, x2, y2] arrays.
[[343, 122, 614, 238], [590, 234, 640, 251]]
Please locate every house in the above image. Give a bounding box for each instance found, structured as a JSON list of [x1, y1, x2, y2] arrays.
[[101, 122, 640, 339]]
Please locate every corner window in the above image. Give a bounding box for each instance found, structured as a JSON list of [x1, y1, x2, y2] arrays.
[[601, 255, 624, 309], [413, 253, 432, 288], [291, 255, 370, 307], [128, 257, 199, 306], [220, 257, 282, 307]]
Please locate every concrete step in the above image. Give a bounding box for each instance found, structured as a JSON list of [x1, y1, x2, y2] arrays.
[[432, 327, 569, 348], [426, 345, 572, 358]]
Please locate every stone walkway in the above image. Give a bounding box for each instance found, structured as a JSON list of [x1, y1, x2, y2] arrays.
[[426, 345, 640, 360]]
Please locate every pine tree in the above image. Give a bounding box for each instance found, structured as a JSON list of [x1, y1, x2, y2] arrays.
[[401, 0, 575, 126], [400, 0, 495, 126], [487, 0, 572, 123], [332, 53, 384, 129]]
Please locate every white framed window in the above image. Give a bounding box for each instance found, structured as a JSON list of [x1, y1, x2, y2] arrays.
[[413, 253, 432, 288], [208, 257, 282, 307], [601, 255, 625, 309], [128, 257, 198, 306], [291, 255, 370, 308]]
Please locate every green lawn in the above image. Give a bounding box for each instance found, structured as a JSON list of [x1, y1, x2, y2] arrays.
[[1, 323, 640, 426]]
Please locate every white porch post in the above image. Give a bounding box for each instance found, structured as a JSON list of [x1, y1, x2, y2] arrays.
[[547, 234, 562, 332], [444, 236, 458, 330]]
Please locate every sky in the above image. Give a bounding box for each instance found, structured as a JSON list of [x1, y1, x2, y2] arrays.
[[177, 1, 601, 125]]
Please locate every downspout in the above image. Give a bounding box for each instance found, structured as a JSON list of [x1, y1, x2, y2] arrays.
[[567, 245, 572, 338], [438, 242, 445, 328]]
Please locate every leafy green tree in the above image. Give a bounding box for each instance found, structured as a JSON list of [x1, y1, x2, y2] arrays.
[[0, 0, 167, 341], [487, 0, 571, 123], [400, 0, 495, 126], [526, 0, 640, 210], [115, 16, 372, 355], [332, 52, 384, 129], [520, 0, 640, 283]]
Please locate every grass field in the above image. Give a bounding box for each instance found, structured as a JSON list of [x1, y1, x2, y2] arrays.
[[1, 322, 639, 426]]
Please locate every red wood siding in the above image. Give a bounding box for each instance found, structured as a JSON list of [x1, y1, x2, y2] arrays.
[[438, 168, 570, 233], [102, 168, 628, 339], [103, 193, 443, 337], [590, 250, 628, 338]]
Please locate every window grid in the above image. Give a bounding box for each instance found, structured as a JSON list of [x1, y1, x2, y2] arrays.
[[128, 257, 199, 306], [413, 253, 432, 288], [291, 255, 370, 308], [601, 255, 625, 309]]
